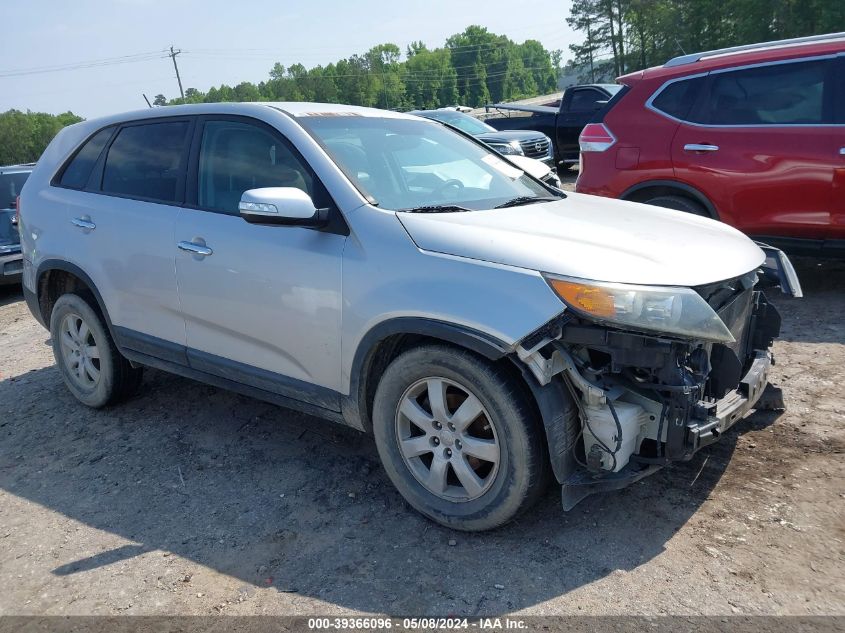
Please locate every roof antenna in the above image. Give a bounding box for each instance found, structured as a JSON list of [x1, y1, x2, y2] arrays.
[[675, 39, 687, 55]]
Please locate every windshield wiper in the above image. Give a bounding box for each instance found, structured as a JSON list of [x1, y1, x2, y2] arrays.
[[399, 204, 473, 213], [494, 196, 561, 209]]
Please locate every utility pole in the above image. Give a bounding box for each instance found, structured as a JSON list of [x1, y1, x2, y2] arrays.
[[586, 19, 596, 83], [169, 45, 184, 99]]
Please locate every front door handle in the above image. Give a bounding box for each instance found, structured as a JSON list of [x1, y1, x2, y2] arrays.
[[839, 147, 845, 156], [71, 216, 96, 230], [684, 143, 720, 153], [178, 240, 213, 257]]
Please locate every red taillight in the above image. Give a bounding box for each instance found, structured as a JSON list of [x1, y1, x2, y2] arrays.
[[14, 195, 20, 227], [579, 123, 616, 152]]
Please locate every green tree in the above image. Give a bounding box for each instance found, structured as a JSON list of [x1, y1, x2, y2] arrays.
[[159, 25, 561, 110], [0, 109, 83, 165], [568, 0, 845, 77]]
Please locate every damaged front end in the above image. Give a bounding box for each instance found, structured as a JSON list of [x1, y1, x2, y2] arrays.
[[516, 251, 798, 510]]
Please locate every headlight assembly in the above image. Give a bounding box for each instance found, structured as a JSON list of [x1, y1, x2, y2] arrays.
[[545, 274, 735, 343], [488, 140, 524, 156]]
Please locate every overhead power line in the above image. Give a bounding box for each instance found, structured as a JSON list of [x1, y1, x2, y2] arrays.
[[0, 51, 168, 78]]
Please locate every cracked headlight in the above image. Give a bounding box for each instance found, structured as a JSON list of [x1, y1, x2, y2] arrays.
[[545, 274, 735, 343]]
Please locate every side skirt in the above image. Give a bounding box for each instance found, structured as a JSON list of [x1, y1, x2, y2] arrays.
[[121, 348, 347, 426]]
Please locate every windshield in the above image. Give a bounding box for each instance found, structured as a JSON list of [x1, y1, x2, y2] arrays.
[[299, 116, 558, 211], [414, 110, 496, 136]]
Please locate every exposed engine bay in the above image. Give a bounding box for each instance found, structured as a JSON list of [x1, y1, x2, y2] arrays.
[[517, 254, 795, 509]]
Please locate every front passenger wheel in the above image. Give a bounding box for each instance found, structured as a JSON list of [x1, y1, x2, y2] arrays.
[[50, 293, 143, 408], [372, 345, 548, 531]]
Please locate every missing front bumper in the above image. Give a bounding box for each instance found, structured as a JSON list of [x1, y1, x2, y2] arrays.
[[560, 348, 775, 510]]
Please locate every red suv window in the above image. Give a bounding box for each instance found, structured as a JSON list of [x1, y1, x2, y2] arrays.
[[694, 59, 832, 125]]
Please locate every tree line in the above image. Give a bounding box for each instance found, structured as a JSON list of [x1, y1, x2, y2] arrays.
[[566, 0, 845, 81], [0, 110, 83, 166], [158, 26, 560, 110]]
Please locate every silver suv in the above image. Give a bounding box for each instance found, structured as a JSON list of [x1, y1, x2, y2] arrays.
[[19, 103, 800, 531]]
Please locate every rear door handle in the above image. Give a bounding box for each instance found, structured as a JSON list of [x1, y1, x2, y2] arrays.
[[71, 216, 96, 230], [178, 240, 213, 257], [684, 143, 720, 153], [839, 147, 845, 156]]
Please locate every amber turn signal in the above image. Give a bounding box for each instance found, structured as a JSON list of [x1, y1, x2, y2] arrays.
[[548, 279, 617, 318]]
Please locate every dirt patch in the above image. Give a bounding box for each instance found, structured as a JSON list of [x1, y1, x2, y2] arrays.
[[0, 257, 842, 616]]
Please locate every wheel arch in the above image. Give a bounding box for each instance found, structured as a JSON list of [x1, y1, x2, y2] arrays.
[[33, 260, 115, 338], [343, 318, 510, 432], [621, 180, 719, 220], [342, 317, 578, 484]]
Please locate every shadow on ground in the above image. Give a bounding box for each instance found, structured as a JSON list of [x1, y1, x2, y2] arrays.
[[3, 254, 831, 614], [0, 282, 23, 308], [0, 346, 776, 614], [774, 257, 845, 345]]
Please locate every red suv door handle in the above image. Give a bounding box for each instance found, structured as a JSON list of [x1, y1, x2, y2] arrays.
[[684, 143, 720, 153], [839, 147, 845, 156]]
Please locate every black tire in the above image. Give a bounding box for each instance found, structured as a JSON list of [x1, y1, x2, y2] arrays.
[[49, 293, 143, 408], [372, 345, 548, 531], [642, 194, 709, 217]]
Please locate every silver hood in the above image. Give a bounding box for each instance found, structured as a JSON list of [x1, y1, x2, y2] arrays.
[[397, 192, 765, 287]]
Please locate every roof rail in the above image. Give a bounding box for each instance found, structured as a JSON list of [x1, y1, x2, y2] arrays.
[[664, 31, 845, 67]]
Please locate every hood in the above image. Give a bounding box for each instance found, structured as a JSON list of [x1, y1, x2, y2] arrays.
[[397, 192, 765, 287], [475, 130, 546, 144]]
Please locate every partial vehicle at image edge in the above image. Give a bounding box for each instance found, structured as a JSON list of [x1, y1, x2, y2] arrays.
[[576, 32, 845, 258], [19, 101, 801, 531], [0, 163, 34, 286]]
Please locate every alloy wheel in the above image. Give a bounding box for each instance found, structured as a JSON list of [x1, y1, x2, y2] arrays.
[[395, 376, 500, 502], [58, 312, 101, 390]]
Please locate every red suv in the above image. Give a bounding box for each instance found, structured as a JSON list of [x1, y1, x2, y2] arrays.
[[576, 32, 845, 257]]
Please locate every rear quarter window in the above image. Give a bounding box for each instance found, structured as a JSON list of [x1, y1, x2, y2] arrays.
[[651, 76, 706, 120], [58, 127, 113, 189]]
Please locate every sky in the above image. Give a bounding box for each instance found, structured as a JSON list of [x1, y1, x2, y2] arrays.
[[0, 0, 579, 119]]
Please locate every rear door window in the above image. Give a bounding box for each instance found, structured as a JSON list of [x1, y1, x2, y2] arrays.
[[567, 88, 608, 112], [59, 127, 113, 189], [101, 121, 190, 203], [695, 59, 833, 125]]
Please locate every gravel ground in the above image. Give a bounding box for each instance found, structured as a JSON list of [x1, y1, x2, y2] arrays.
[[0, 193, 843, 616]]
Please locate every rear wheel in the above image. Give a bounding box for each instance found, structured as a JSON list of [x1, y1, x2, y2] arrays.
[[642, 194, 709, 217], [50, 293, 143, 408], [372, 345, 548, 531]]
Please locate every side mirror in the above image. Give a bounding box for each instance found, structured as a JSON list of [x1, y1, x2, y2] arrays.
[[238, 187, 327, 227]]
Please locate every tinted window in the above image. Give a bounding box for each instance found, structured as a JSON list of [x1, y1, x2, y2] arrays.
[[651, 76, 705, 120], [102, 121, 190, 203], [698, 60, 831, 125], [568, 89, 607, 112], [197, 120, 315, 215], [59, 127, 112, 189], [0, 172, 29, 208]]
